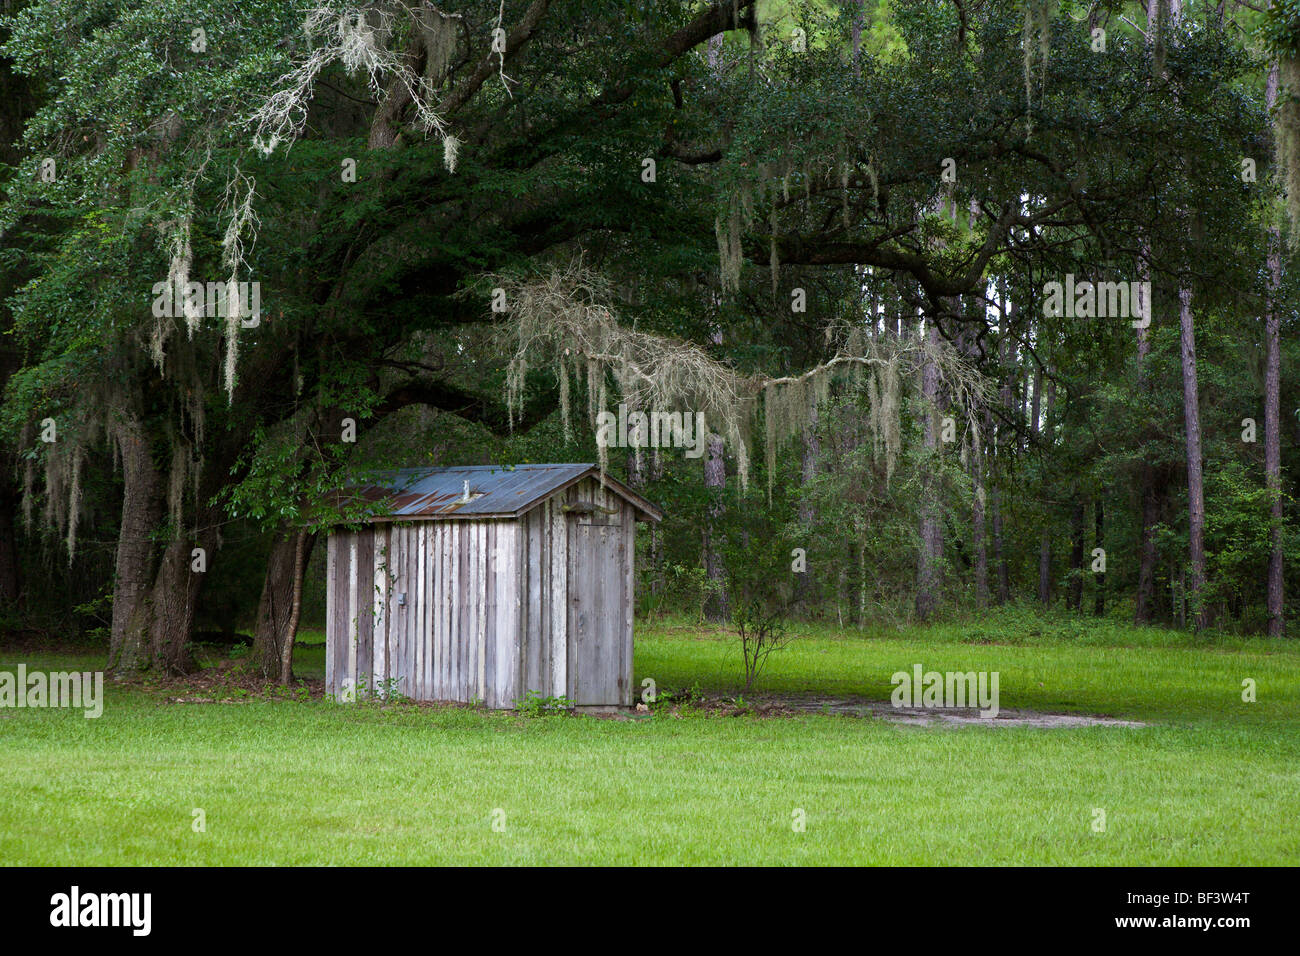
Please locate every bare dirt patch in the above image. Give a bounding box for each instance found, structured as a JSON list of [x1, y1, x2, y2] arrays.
[[644, 692, 1146, 727]]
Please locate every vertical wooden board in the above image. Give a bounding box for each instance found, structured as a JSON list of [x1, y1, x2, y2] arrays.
[[447, 521, 457, 700], [483, 522, 494, 705], [537, 508, 550, 696], [593, 525, 613, 704], [502, 521, 521, 708], [487, 521, 518, 709], [332, 532, 353, 698], [329, 532, 343, 697], [434, 524, 442, 698], [354, 530, 367, 696], [431, 523, 443, 700], [388, 526, 402, 697], [398, 524, 410, 697], [466, 520, 477, 703], [325, 534, 337, 694], [440, 522, 452, 699], [413, 524, 424, 701], [525, 507, 547, 696], [399, 524, 412, 698], [373, 525, 389, 697], [622, 505, 635, 706], [355, 529, 374, 697], [519, 513, 534, 697], [417, 524, 427, 700], [394, 525, 404, 691], [455, 520, 467, 700], [477, 521, 487, 703], [409, 525, 419, 697], [346, 532, 358, 700], [550, 498, 568, 699], [566, 516, 582, 703], [415, 524, 425, 699]]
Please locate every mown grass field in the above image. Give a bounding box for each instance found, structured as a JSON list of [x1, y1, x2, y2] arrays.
[[2, 609, 1297, 865]]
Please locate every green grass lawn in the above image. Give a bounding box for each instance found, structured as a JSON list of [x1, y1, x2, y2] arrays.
[[2, 608, 1298, 865]]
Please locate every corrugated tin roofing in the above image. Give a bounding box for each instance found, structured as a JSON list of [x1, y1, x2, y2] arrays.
[[334, 463, 662, 522]]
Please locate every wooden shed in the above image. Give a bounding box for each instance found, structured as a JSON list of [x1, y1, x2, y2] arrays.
[[324, 463, 662, 710]]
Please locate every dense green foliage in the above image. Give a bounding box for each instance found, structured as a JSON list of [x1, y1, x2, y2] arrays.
[[0, 0, 1295, 657]]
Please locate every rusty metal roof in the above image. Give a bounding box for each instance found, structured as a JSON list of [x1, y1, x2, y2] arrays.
[[335, 463, 662, 523]]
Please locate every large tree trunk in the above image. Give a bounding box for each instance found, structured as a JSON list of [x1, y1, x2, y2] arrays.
[[109, 412, 218, 677], [251, 528, 318, 681], [1178, 287, 1208, 631], [109, 415, 164, 673]]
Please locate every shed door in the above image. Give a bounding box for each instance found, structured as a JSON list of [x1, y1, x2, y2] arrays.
[[566, 515, 627, 706]]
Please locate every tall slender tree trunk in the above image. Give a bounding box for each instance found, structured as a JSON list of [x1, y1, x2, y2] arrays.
[[702, 433, 728, 621], [1134, 263, 1158, 624], [1265, 62, 1286, 637], [1068, 494, 1085, 612], [1136, 464, 1159, 623], [1163, 0, 1208, 632], [991, 489, 1010, 603], [1038, 371, 1056, 606], [1038, 531, 1052, 607], [916, 321, 942, 621], [796, 401, 819, 601], [971, 415, 988, 609], [1094, 497, 1106, 616], [1178, 287, 1208, 631], [279, 531, 308, 685]]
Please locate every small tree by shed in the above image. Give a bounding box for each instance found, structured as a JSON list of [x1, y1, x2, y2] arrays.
[[325, 464, 662, 709]]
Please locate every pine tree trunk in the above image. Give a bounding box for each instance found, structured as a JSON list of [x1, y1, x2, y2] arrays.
[[702, 434, 728, 621], [991, 488, 1010, 603], [971, 421, 988, 609], [1068, 494, 1085, 612], [1136, 463, 1159, 623], [1038, 370, 1056, 607], [1265, 63, 1286, 638], [1094, 497, 1106, 616], [796, 402, 819, 601], [1134, 250, 1158, 624], [1038, 530, 1052, 607], [1265, 233, 1285, 637], [916, 322, 942, 621], [1178, 287, 1208, 631]]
